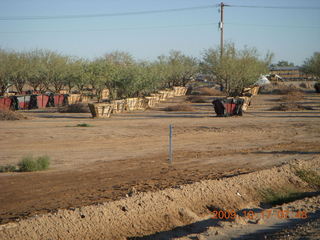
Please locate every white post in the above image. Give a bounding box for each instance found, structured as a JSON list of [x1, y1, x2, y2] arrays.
[[169, 124, 173, 164]]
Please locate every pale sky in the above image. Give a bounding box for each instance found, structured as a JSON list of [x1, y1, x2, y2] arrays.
[[0, 0, 319, 65]]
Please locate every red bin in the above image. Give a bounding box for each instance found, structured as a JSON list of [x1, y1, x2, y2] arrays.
[[0, 97, 12, 110], [37, 95, 49, 108], [54, 95, 64, 106]]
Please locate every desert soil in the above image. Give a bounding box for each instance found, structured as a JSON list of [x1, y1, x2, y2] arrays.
[[0, 89, 319, 231], [0, 157, 319, 240], [172, 195, 320, 240]]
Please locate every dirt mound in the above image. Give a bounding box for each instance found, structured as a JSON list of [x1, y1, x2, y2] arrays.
[[191, 87, 224, 96], [0, 110, 28, 120], [163, 104, 195, 112], [186, 96, 207, 103], [260, 84, 303, 95], [299, 82, 313, 89], [0, 158, 318, 240], [270, 103, 313, 111], [58, 103, 90, 113], [279, 91, 304, 102], [198, 87, 224, 96]]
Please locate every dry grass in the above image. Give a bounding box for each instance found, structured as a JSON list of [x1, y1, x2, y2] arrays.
[[198, 87, 224, 96], [59, 103, 90, 113], [186, 96, 207, 103], [163, 104, 195, 112], [0, 110, 28, 120]]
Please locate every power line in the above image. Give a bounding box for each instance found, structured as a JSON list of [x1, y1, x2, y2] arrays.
[[225, 22, 320, 29], [1, 21, 318, 34], [0, 5, 216, 21], [228, 5, 320, 10], [0, 22, 218, 34]]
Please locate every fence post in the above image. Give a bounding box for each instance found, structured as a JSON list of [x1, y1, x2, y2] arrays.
[[169, 124, 173, 164]]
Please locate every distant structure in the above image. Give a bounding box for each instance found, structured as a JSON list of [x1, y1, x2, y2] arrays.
[[269, 66, 310, 81]]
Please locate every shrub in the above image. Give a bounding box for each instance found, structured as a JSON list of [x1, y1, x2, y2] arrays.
[[163, 104, 195, 112], [36, 156, 50, 170], [0, 164, 17, 172], [18, 155, 50, 172], [18, 156, 38, 172], [59, 103, 90, 113], [259, 187, 304, 206], [75, 123, 92, 127], [295, 169, 320, 190]]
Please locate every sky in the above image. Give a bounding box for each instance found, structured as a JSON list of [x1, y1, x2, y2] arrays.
[[0, 0, 319, 65]]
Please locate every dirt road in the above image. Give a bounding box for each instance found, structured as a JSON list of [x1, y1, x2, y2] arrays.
[[0, 92, 319, 224]]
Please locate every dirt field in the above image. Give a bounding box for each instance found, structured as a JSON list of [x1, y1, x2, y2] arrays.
[[0, 89, 320, 228], [0, 158, 319, 240]]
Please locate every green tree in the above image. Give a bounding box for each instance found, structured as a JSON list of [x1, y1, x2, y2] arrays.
[[201, 43, 272, 95], [45, 52, 69, 93], [85, 60, 108, 102], [99, 51, 136, 100], [7, 52, 31, 94], [271, 60, 295, 67], [301, 52, 320, 80], [0, 50, 13, 96], [26, 49, 50, 92], [158, 51, 198, 88]]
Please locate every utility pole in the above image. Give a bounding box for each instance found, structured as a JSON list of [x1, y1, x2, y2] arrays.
[[219, 2, 226, 58]]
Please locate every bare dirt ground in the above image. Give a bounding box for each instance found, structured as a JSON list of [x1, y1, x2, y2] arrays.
[[0, 158, 319, 240], [172, 195, 320, 240], [0, 89, 319, 228]]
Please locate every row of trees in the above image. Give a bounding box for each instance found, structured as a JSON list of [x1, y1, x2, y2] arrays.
[[0, 49, 198, 100], [1, 44, 286, 99]]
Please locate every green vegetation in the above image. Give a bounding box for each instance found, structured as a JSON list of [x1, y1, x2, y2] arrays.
[[259, 187, 304, 206], [200, 43, 272, 96], [1, 43, 274, 99], [259, 169, 320, 205], [0, 155, 51, 173], [65, 123, 93, 127], [0, 164, 17, 172], [295, 169, 320, 190], [75, 123, 93, 127], [0, 49, 198, 100], [18, 155, 50, 172], [270, 60, 295, 68], [301, 52, 320, 80]]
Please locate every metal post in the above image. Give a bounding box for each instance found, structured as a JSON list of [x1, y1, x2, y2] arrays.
[[220, 2, 225, 59], [169, 124, 173, 164]]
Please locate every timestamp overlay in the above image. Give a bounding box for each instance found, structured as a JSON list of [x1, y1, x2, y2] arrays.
[[211, 209, 308, 220]]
